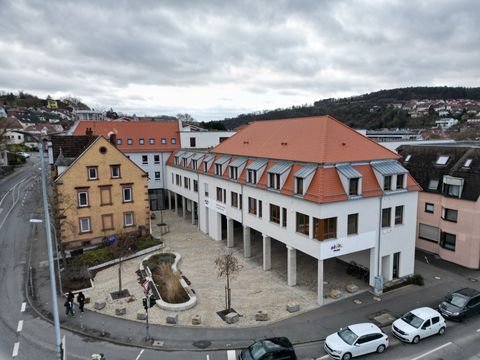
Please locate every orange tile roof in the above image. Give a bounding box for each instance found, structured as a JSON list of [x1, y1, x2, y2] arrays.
[[212, 116, 399, 163], [72, 120, 180, 152]]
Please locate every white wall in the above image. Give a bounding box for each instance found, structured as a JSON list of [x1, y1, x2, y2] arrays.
[[180, 131, 235, 149], [126, 151, 171, 190]]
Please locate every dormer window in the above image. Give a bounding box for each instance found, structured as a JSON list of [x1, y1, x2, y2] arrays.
[[139, 138, 145, 145], [203, 161, 208, 172], [428, 179, 439, 190], [396, 174, 405, 189], [229, 166, 238, 180], [436, 156, 449, 165], [247, 169, 257, 184], [174, 156, 179, 165], [442, 175, 464, 198], [349, 178, 359, 196], [295, 177, 304, 194], [215, 163, 223, 176], [384, 175, 392, 191], [182, 158, 187, 167], [192, 160, 198, 170], [464, 159, 472, 168], [268, 173, 280, 189], [405, 154, 412, 162]]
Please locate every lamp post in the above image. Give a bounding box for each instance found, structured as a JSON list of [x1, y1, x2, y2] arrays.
[[17, 131, 62, 360]]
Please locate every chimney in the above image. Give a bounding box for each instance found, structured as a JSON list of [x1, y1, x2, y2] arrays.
[[109, 133, 117, 146], [85, 127, 93, 136]]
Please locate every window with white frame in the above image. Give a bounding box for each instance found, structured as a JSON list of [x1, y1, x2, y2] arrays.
[[247, 169, 257, 184], [122, 186, 133, 202], [87, 167, 98, 180], [142, 155, 148, 164], [295, 177, 304, 194], [124, 212, 134, 227], [428, 179, 439, 190], [79, 217, 91, 233], [193, 180, 198, 192], [77, 191, 89, 207], [229, 166, 238, 180], [395, 206, 404, 225], [396, 174, 405, 189], [192, 160, 198, 170], [442, 208, 458, 222], [384, 175, 392, 191], [349, 178, 359, 195], [111, 165, 120, 178], [154, 154, 160, 164], [268, 173, 280, 190], [215, 163, 223, 176], [155, 171, 161, 180]]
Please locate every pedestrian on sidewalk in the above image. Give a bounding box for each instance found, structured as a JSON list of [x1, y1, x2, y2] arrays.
[[77, 291, 85, 313], [64, 299, 75, 316], [67, 291, 74, 303]]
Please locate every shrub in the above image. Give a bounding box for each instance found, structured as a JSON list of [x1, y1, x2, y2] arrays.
[[407, 273, 424, 286], [71, 247, 115, 267]]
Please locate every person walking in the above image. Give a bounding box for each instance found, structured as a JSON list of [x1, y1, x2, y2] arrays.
[[77, 291, 85, 313], [65, 291, 75, 316]]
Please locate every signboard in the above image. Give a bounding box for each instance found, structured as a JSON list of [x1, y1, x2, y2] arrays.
[[320, 231, 376, 260]]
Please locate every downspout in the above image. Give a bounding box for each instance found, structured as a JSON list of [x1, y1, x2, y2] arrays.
[[374, 194, 384, 295]]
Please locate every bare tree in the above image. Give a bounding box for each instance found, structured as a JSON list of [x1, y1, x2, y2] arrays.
[[111, 231, 135, 294], [214, 250, 242, 312]]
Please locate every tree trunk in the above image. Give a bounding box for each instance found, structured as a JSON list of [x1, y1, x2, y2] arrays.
[[118, 258, 122, 292]]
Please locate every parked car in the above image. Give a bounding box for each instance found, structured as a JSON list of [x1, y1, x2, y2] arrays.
[[324, 323, 388, 360], [391, 307, 446, 344], [439, 287, 480, 321], [239, 337, 297, 360], [17, 152, 30, 158]]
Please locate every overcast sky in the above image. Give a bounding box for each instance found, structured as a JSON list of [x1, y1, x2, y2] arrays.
[[1, 0, 479, 121]]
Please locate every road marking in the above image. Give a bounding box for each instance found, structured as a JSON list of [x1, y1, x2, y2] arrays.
[[227, 350, 236, 360], [411, 341, 452, 360], [17, 320, 23, 332], [206, 355, 210, 360], [12, 342, 19, 357], [477, 328, 480, 332], [316, 356, 330, 360], [135, 349, 144, 360], [20, 302, 26, 312]]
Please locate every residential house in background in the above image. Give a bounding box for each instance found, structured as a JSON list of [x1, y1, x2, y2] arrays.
[[398, 143, 480, 269], [0, 116, 25, 145], [178, 119, 236, 149], [74, 110, 104, 121], [70, 120, 181, 210], [49, 135, 150, 251], [166, 116, 420, 303]]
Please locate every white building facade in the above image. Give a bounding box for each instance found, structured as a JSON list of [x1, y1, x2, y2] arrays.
[[166, 116, 420, 304]]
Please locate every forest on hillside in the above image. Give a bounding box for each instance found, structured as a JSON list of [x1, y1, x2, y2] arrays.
[[221, 86, 480, 130], [0, 91, 89, 110]]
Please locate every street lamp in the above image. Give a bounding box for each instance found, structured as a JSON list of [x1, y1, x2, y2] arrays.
[[16, 131, 62, 360]]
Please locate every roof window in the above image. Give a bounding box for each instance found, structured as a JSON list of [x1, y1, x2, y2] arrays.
[[463, 159, 472, 168], [405, 154, 411, 162], [436, 156, 449, 165]]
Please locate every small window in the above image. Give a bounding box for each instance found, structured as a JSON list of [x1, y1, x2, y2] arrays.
[[155, 171, 161, 180], [349, 178, 359, 196], [231, 192, 239, 208], [282, 207, 287, 227], [395, 206, 404, 225], [428, 179, 439, 191], [149, 138, 155, 145], [127, 138, 133, 145], [248, 197, 257, 215], [122, 186, 132, 202], [161, 138, 167, 144], [154, 154, 160, 164], [193, 180, 198, 192], [440, 231, 456, 251], [464, 159, 472, 168], [382, 208, 391, 228], [296, 212, 309, 235], [139, 138, 145, 145], [124, 212, 134, 227], [295, 177, 304, 194], [142, 155, 148, 164], [111, 165, 120, 178], [384, 175, 392, 191], [347, 213, 358, 235], [78, 191, 89, 207], [436, 156, 449, 165], [117, 138, 123, 145], [190, 137, 196, 147], [216, 187, 225, 203], [425, 203, 434, 213], [258, 200, 262, 218], [215, 164, 223, 176], [396, 174, 405, 189], [87, 167, 98, 180], [171, 138, 177, 144], [79, 217, 91, 233], [405, 154, 412, 162], [442, 208, 458, 222], [270, 204, 280, 224], [229, 166, 238, 180], [247, 170, 257, 184]]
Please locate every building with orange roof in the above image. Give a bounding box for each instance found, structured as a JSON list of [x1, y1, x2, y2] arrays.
[[71, 119, 181, 210], [166, 115, 420, 304]]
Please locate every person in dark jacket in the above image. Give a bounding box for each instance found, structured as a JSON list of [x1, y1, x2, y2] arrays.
[[77, 292, 86, 313]]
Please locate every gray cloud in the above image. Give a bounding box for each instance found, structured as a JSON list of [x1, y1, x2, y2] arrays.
[[1, 0, 479, 120]]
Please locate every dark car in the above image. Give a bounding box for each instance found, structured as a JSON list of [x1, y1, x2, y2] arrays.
[[439, 288, 480, 321], [239, 337, 297, 360]]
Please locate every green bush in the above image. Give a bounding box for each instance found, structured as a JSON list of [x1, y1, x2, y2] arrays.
[[407, 273, 424, 286]]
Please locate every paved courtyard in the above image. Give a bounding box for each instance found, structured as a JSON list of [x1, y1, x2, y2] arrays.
[[83, 210, 369, 327]]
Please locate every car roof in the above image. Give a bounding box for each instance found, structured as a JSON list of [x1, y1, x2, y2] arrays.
[[454, 288, 480, 298], [259, 337, 293, 350], [409, 307, 441, 319], [348, 323, 382, 335]]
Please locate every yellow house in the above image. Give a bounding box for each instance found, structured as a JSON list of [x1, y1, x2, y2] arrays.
[[47, 99, 58, 109], [51, 135, 150, 249]]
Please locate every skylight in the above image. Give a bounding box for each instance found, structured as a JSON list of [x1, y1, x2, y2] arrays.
[[405, 154, 412, 162], [464, 159, 472, 168], [436, 156, 449, 165]]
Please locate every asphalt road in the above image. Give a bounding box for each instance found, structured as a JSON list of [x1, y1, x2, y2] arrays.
[[1, 154, 479, 360]]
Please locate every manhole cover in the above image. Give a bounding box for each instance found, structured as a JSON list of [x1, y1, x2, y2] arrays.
[[469, 278, 479, 282], [373, 312, 396, 326], [193, 340, 212, 349]]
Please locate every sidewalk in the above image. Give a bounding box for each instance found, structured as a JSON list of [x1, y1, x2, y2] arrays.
[[29, 210, 480, 351]]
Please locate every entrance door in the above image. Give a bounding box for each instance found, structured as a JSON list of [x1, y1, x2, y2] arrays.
[[393, 252, 400, 279]]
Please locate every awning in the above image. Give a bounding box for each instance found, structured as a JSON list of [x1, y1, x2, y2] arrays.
[[371, 160, 408, 176], [229, 157, 247, 167], [336, 163, 362, 178], [214, 155, 230, 165], [246, 158, 268, 171], [268, 161, 293, 175], [295, 165, 316, 178]]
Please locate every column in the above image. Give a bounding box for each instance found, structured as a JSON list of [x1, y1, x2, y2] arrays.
[[168, 191, 172, 210], [176, 195, 181, 216], [317, 259, 324, 305], [262, 234, 271, 271], [191, 201, 196, 225], [227, 217, 234, 248], [243, 225, 251, 258], [287, 246, 296, 286], [182, 197, 187, 219]]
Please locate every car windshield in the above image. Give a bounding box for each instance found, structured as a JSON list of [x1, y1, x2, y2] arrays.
[[337, 327, 358, 345], [249, 342, 267, 359], [401, 312, 423, 328], [446, 294, 467, 308]]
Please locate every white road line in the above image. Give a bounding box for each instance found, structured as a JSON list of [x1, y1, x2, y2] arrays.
[[316, 355, 330, 360], [20, 302, 26, 312], [12, 342, 19, 357], [206, 355, 210, 360], [16, 320, 23, 332], [135, 349, 144, 360], [227, 350, 236, 360], [410, 341, 452, 360]]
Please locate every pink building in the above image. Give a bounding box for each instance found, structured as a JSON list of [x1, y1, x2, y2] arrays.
[[399, 143, 480, 269]]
